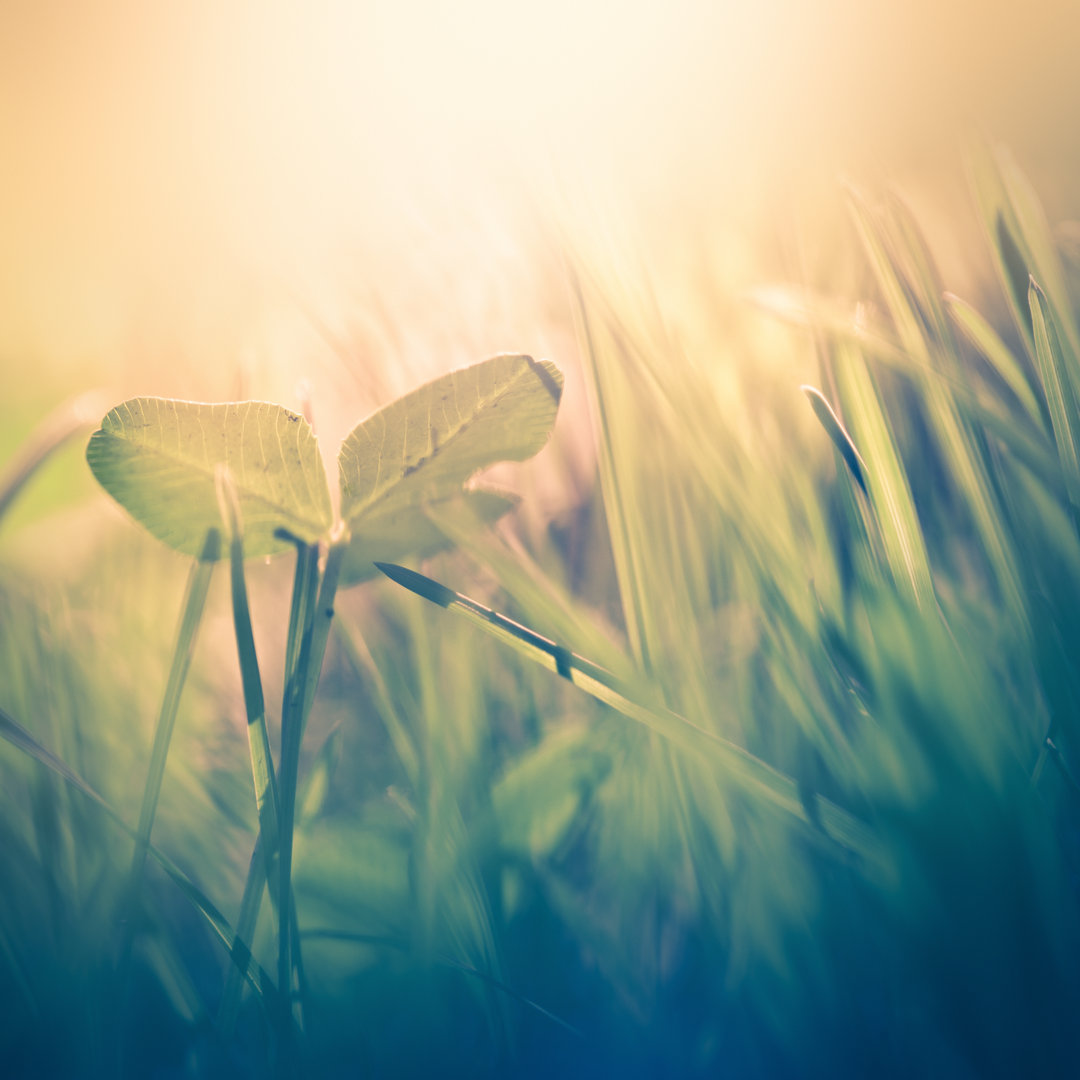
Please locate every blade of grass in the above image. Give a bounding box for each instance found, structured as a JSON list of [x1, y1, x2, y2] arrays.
[[123, 529, 220, 958], [275, 530, 345, 1067], [569, 269, 652, 671], [374, 562, 879, 865], [273, 535, 318, 1061], [215, 466, 288, 1035], [969, 142, 1080, 365], [424, 498, 633, 677], [847, 189, 1028, 623], [217, 835, 269, 1034], [217, 468, 281, 859], [1029, 278, 1080, 525], [832, 342, 935, 610], [801, 385, 868, 496], [756, 283, 1057, 487]]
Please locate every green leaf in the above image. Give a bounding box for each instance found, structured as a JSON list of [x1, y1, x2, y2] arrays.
[[339, 488, 518, 587], [86, 398, 333, 558], [338, 355, 562, 529]]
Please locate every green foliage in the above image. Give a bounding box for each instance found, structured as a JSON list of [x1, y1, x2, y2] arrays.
[[338, 354, 563, 527], [6, 151, 1080, 1078], [86, 399, 333, 558]]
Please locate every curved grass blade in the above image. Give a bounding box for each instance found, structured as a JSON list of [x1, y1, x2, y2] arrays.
[[87, 398, 332, 558], [0, 705, 278, 1015], [374, 562, 879, 865], [801, 385, 868, 496], [754, 285, 1057, 486], [338, 355, 562, 529]]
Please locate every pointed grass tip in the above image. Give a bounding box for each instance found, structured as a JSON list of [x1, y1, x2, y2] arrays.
[[374, 562, 456, 608], [801, 385, 869, 497]]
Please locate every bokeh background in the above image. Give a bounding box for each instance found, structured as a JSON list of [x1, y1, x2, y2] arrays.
[[4, 0, 1080, 396], [6, 3, 1080, 1077]]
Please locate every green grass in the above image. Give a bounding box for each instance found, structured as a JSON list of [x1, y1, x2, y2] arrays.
[[3, 143, 1080, 1077]]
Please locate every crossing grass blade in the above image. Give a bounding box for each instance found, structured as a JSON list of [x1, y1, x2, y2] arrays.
[[374, 561, 879, 865]]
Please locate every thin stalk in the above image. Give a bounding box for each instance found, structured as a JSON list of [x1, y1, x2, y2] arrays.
[[275, 532, 347, 1062], [300, 530, 348, 726], [115, 530, 219, 1077], [285, 541, 320, 690], [216, 469, 286, 1035], [123, 529, 220, 940], [274, 539, 320, 1072], [218, 835, 268, 1034], [375, 561, 881, 867], [218, 470, 281, 852]]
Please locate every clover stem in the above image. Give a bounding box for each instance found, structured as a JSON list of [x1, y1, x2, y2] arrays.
[[274, 531, 348, 1075]]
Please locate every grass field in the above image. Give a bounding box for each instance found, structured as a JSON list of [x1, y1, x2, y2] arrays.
[[3, 138, 1080, 1079]]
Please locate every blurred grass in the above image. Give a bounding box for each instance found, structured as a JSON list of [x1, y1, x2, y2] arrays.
[[3, 143, 1080, 1077]]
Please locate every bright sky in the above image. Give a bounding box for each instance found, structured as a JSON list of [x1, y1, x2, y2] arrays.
[[2, 0, 1078, 394]]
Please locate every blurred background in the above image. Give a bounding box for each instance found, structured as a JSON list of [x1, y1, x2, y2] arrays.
[[6, 3, 1080, 1077], [4, 0, 1080, 403]]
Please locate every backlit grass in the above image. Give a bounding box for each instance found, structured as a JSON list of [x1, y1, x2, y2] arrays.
[[3, 144, 1080, 1078]]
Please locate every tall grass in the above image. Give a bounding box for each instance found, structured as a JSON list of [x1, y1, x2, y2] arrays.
[[3, 144, 1080, 1077]]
